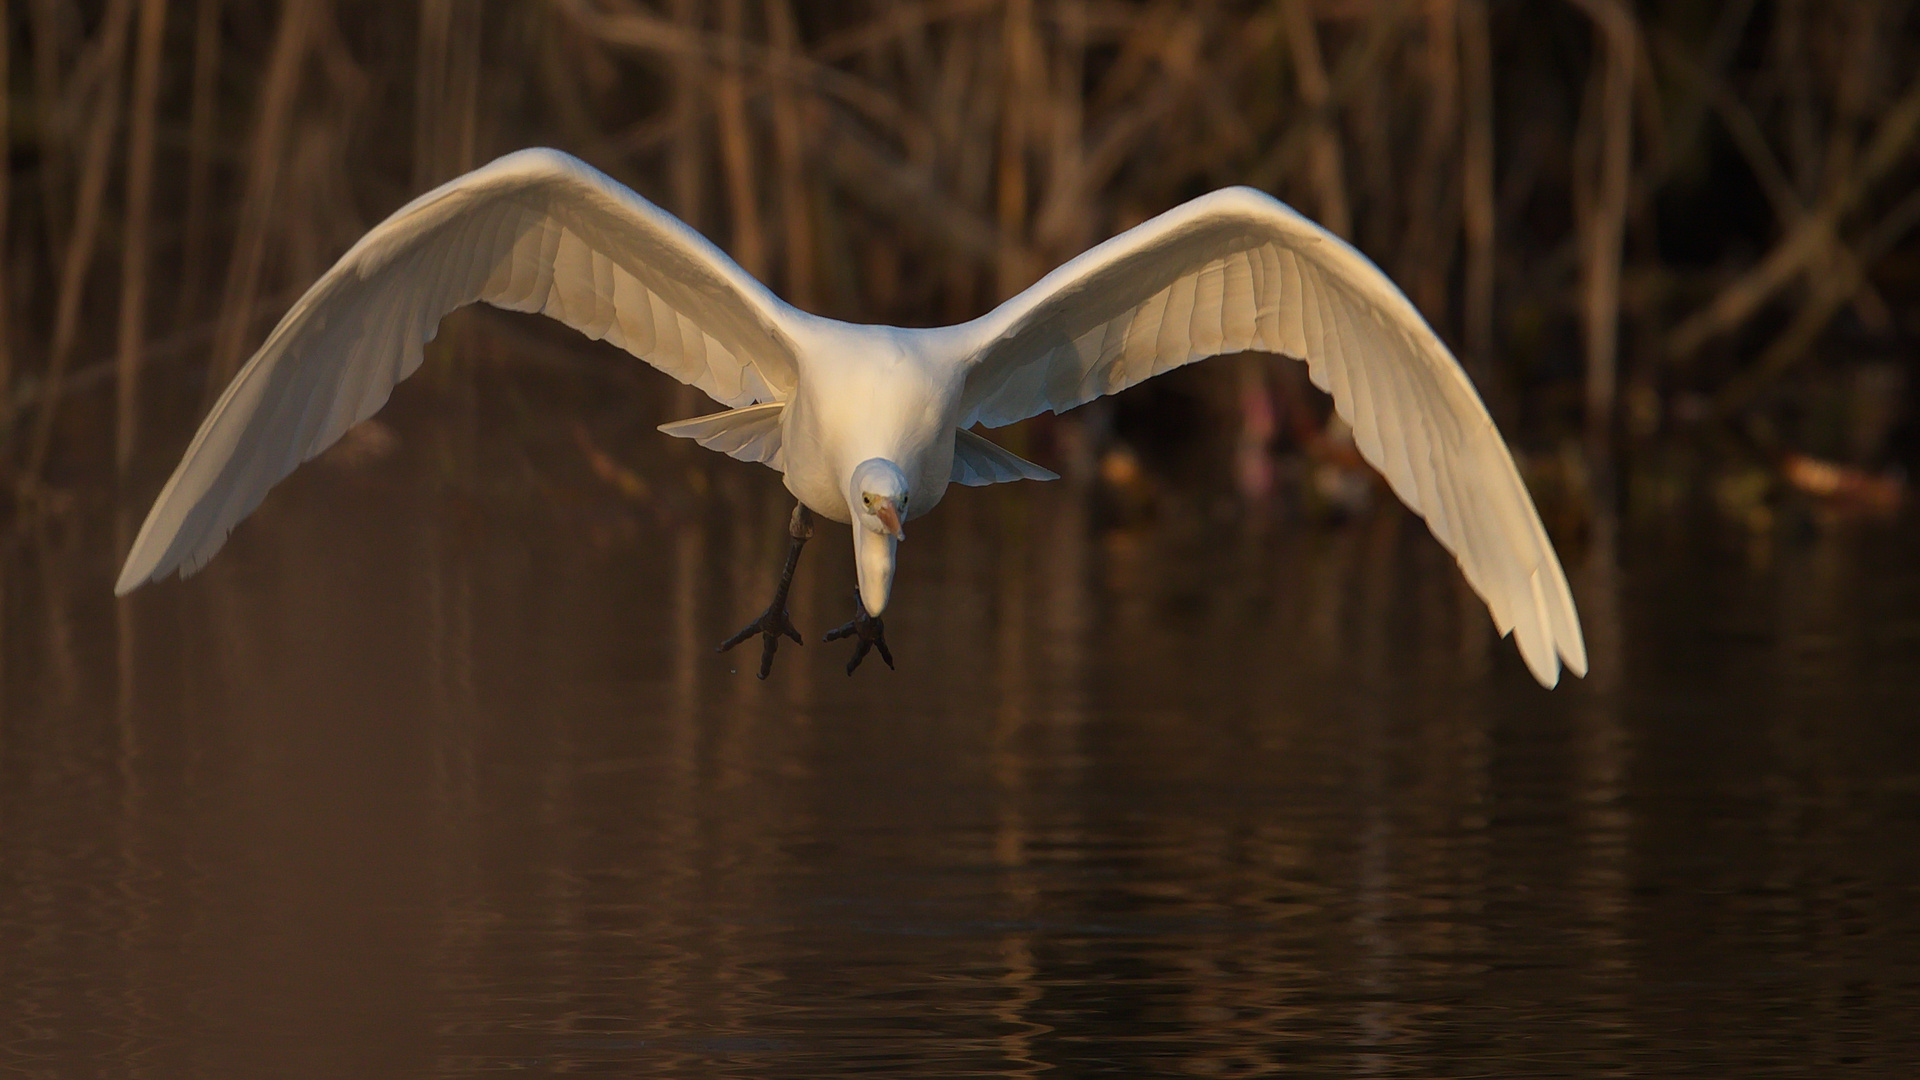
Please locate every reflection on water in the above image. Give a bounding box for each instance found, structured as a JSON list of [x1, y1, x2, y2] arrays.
[[3, 379, 1919, 1078]]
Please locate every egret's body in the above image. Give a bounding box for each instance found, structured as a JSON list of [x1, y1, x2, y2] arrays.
[[759, 323, 949, 636], [779, 323, 961, 520], [117, 149, 1587, 686]]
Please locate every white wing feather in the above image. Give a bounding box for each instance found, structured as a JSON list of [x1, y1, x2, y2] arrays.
[[117, 149, 806, 594], [956, 187, 1586, 687], [950, 428, 1060, 487], [656, 402, 787, 469]]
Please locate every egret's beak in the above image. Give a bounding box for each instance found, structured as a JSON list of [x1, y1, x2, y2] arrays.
[[854, 524, 897, 616], [875, 498, 905, 540]]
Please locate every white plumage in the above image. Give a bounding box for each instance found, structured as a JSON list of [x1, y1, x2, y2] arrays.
[[117, 148, 1586, 687]]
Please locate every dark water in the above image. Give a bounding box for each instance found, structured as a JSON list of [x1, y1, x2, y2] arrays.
[[4, 382, 1919, 1077]]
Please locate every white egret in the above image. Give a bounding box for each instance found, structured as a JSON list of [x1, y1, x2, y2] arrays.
[[116, 149, 1586, 685]]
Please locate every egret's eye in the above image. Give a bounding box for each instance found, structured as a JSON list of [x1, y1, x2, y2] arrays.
[[862, 495, 873, 508]]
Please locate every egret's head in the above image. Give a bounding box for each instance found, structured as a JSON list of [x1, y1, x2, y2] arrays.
[[850, 458, 909, 541]]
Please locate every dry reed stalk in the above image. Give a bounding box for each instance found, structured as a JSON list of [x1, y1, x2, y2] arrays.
[[448, 0, 482, 176], [1086, 0, 1176, 113], [556, 0, 920, 148], [559, 0, 698, 59], [1348, 29, 1397, 253], [1828, 3, 1884, 143], [414, 0, 481, 187], [178, 0, 222, 323], [1286, 3, 1416, 252], [820, 116, 1010, 267], [1803, 32, 1866, 277], [930, 20, 971, 180], [1672, 218, 1848, 364], [1714, 183, 1920, 414], [1282, 0, 1350, 237], [1403, 0, 1460, 320], [1458, 0, 1496, 401], [586, 109, 686, 161], [877, 0, 940, 139], [1706, 70, 1809, 226], [715, 0, 766, 279], [810, 0, 997, 63], [1718, 270, 1861, 419], [1249, 1, 1408, 194], [957, 16, 1004, 248], [1078, 8, 1208, 200], [1679, 49, 1893, 332], [28, 0, 74, 257], [283, 13, 371, 284], [207, 0, 314, 392], [995, 0, 1038, 296], [1658, 0, 1756, 168], [648, 0, 720, 230], [449, 4, 480, 169], [24, 0, 135, 483], [413, 0, 451, 188], [765, 0, 815, 307], [8, 287, 306, 427], [1155, 13, 1271, 182], [662, 0, 706, 416], [1567, 0, 1636, 445], [534, 10, 614, 154], [0, 0, 11, 440], [115, 0, 168, 475], [932, 18, 988, 319], [1774, 0, 1820, 200], [1667, 64, 1920, 361], [1032, 0, 1089, 256]]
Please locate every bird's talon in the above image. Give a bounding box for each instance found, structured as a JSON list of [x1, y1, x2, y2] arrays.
[[828, 603, 892, 675], [719, 604, 803, 680]]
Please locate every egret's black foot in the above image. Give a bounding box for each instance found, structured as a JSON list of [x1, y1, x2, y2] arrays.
[[720, 605, 803, 680], [825, 603, 893, 675], [719, 503, 815, 680]]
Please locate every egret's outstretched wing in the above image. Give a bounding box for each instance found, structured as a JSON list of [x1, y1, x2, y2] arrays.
[[956, 187, 1585, 687], [118, 149, 806, 594]]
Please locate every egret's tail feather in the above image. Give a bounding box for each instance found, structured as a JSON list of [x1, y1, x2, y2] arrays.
[[950, 428, 1058, 487], [658, 401, 786, 469]]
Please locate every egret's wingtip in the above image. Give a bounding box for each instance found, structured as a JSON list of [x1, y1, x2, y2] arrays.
[[1522, 653, 1560, 689], [114, 546, 170, 596], [1526, 640, 1596, 689], [1562, 635, 1590, 679]]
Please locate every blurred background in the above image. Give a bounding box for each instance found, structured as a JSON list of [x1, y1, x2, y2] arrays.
[[0, 0, 1916, 515], [3, 2, 1920, 1076]]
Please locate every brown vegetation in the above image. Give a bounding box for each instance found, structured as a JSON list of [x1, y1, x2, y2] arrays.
[[2, 0, 1917, 509]]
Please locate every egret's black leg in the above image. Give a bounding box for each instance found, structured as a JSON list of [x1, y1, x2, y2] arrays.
[[824, 593, 894, 675], [719, 504, 814, 679]]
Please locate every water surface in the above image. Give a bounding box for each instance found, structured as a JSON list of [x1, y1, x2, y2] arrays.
[[3, 375, 1918, 1077]]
